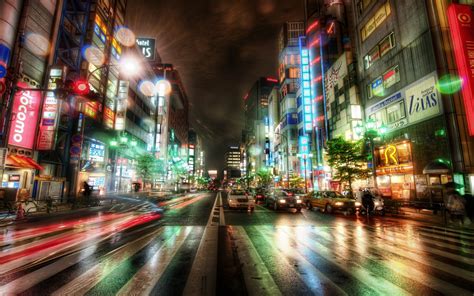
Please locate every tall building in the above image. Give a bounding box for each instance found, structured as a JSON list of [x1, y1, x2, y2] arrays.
[[352, 0, 474, 198], [224, 146, 241, 179], [276, 21, 306, 184], [153, 63, 189, 185], [0, 1, 61, 198], [243, 77, 278, 174]]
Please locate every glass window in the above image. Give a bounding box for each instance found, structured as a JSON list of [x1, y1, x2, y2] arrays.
[[383, 65, 400, 89], [380, 32, 395, 56], [386, 101, 406, 124]]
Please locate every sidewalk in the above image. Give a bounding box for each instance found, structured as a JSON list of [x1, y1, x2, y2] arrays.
[[386, 206, 474, 230]]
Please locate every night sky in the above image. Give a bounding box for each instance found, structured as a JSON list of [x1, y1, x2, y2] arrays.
[[127, 0, 304, 171]]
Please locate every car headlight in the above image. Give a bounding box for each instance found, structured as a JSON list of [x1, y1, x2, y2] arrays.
[[355, 201, 361, 207], [296, 199, 302, 204], [334, 201, 344, 206], [279, 199, 286, 203], [374, 201, 380, 206]]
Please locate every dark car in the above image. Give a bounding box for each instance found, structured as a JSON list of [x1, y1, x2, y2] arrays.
[[266, 189, 304, 212], [252, 188, 267, 202]]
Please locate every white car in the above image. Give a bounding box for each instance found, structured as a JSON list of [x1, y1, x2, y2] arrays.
[[228, 190, 255, 212]]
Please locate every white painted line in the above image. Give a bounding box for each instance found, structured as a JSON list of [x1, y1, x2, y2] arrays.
[[183, 193, 219, 296], [233, 226, 281, 296], [117, 226, 192, 296], [51, 228, 165, 296]]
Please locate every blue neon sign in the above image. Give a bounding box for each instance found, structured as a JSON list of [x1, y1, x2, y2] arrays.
[[299, 37, 313, 133]]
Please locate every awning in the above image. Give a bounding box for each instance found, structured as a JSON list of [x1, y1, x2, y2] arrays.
[[423, 161, 451, 175], [6, 155, 43, 170]]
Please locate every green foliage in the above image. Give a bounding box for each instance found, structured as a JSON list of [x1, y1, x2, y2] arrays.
[[136, 153, 165, 186], [289, 173, 304, 189], [196, 176, 210, 188], [326, 136, 369, 190], [256, 168, 273, 189]]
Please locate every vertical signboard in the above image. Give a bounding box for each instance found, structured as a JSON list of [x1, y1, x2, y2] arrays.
[[136, 38, 156, 61], [299, 37, 313, 133], [114, 80, 128, 130], [8, 82, 41, 149], [448, 4, 474, 135], [37, 67, 63, 150]]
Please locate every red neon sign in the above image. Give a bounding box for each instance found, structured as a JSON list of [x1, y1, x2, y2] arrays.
[[306, 21, 319, 34], [266, 77, 278, 83], [448, 4, 474, 135], [8, 82, 41, 149]]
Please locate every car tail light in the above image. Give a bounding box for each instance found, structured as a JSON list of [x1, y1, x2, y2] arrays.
[[288, 193, 293, 196]]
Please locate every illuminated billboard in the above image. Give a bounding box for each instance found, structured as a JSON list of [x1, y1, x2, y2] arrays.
[[299, 37, 313, 133], [448, 4, 474, 135], [8, 82, 41, 149]]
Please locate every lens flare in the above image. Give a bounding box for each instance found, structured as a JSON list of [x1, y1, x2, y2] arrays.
[[436, 74, 463, 94], [24, 33, 50, 57], [82, 45, 105, 66], [249, 145, 262, 156], [156, 79, 172, 96], [115, 26, 136, 47], [139, 80, 156, 97]]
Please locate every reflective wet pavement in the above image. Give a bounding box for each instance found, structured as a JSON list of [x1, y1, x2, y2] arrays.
[[0, 191, 473, 295]]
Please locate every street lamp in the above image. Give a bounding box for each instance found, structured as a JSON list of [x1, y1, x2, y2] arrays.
[[297, 153, 313, 193], [354, 118, 387, 188], [275, 132, 290, 189]]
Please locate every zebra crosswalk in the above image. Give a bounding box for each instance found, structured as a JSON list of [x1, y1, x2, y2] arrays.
[[0, 213, 473, 295]]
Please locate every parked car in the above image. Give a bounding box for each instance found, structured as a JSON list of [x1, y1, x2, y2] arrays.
[[228, 189, 255, 212], [306, 190, 358, 214], [266, 189, 303, 212]]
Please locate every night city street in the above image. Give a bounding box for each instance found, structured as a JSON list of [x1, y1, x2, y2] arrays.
[[2, 0, 474, 295], [0, 192, 473, 295]]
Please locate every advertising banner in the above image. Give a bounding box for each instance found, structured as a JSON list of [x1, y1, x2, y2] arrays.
[[8, 82, 41, 149], [114, 80, 129, 130], [37, 68, 64, 150], [405, 75, 441, 125], [447, 4, 474, 136]]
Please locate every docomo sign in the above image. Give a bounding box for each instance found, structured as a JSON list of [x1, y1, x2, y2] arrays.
[[448, 4, 474, 135], [8, 82, 41, 149]]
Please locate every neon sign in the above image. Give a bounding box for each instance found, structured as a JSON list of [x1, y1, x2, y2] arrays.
[[384, 145, 398, 166], [447, 4, 474, 136], [299, 37, 313, 133]]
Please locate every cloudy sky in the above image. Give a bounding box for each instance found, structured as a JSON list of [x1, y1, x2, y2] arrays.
[[127, 0, 304, 170]]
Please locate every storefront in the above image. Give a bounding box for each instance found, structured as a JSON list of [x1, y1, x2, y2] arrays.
[[33, 175, 66, 201], [375, 141, 415, 199], [2, 154, 43, 200]]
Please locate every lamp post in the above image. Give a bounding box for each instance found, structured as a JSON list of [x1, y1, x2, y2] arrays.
[[354, 118, 386, 189], [297, 153, 313, 193], [275, 132, 290, 189]]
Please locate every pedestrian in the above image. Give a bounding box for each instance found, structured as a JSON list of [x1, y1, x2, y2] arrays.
[[445, 189, 467, 224], [82, 181, 92, 204], [462, 193, 473, 222]]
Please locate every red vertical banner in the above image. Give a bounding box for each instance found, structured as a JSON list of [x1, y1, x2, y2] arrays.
[[448, 4, 474, 135], [8, 82, 41, 149]]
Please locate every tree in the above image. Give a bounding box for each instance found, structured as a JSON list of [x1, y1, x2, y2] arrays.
[[289, 173, 304, 189], [170, 158, 188, 191], [136, 153, 165, 189], [256, 168, 273, 189], [326, 136, 369, 192]]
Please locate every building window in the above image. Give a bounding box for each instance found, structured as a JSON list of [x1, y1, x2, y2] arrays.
[[367, 65, 400, 99], [364, 32, 395, 70], [383, 65, 400, 89], [386, 101, 406, 124], [360, 1, 391, 41]]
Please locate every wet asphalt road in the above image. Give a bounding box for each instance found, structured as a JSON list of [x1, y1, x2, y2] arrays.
[[0, 191, 473, 295]]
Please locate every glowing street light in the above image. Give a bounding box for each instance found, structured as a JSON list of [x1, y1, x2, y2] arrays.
[[156, 79, 172, 96], [119, 56, 141, 77]]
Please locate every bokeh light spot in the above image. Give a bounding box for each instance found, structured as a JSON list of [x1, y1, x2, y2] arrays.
[[139, 80, 156, 97], [249, 145, 262, 156], [115, 26, 136, 47], [24, 33, 50, 57], [82, 45, 105, 66], [436, 74, 463, 94]]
